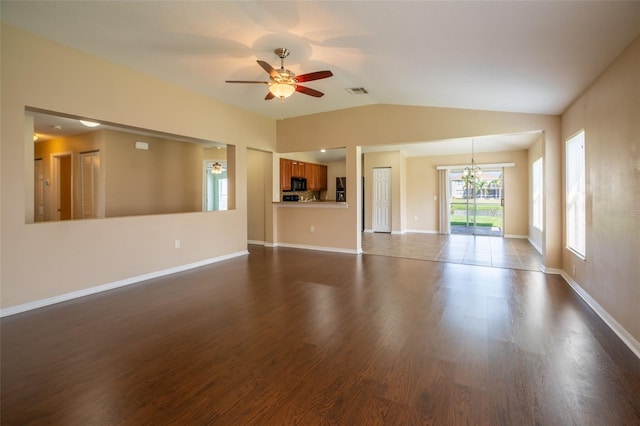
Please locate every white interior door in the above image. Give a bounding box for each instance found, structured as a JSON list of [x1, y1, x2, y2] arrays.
[[80, 151, 102, 218], [373, 167, 391, 232]]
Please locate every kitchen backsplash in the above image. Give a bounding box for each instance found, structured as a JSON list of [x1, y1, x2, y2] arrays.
[[281, 190, 322, 202]]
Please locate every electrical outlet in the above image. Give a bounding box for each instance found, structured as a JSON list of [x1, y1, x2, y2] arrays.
[[414, 216, 418, 221], [310, 225, 315, 233], [175, 239, 181, 249]]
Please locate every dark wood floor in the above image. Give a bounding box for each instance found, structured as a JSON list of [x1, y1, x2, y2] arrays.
[[2, 246, 639, 425]]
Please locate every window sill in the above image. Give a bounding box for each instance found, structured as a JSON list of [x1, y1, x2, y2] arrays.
[[567, 246, 586, 261]]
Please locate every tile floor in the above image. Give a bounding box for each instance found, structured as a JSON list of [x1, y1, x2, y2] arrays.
[[362, 232, 543, 271]]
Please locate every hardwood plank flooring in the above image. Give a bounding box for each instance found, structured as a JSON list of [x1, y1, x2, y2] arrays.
[[2, 245, 639, 424]]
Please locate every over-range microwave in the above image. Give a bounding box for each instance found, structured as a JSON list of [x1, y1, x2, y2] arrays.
[[290, 177, 307, 192]]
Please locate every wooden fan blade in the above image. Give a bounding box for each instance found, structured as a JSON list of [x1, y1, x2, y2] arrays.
[[295, 85, 324, 98], [295, 70, 333, 83], [257, 60, 279, 78], [265, 91, 275, 100], [225, 80, 268, 84]]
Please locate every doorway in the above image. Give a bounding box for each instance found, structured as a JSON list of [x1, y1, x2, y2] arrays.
[[52, 152, 72, 220], [204, 160, 228, 211], [372, 167, 391, 233], [449, 167, 503, 236]]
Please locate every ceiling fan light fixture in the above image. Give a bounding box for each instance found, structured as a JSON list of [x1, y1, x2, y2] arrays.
[[269, 82, 295, 99], [211, 162, 224, 174]]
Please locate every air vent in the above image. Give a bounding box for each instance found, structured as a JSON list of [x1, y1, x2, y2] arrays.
[[345, 87, 369, 95]]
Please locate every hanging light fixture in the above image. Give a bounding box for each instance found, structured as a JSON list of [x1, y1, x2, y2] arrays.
[[211, 162, 224, 174], [463, 138, 481, 178], [463, 138, 481, 228], [268, 82, 296, 99]]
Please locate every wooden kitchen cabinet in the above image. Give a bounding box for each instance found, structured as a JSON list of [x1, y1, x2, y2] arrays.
[[280, 158, 292, 190], [319, 165, 327, 190], [305, 163, 328, 191], [306, 163, 319, 190], [291, 160, 305, 177], [280, 158, 327, 191]]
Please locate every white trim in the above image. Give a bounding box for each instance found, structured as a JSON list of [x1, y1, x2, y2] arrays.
[[436, 162, 515, 170], [405, 229, 439, 234], [264, 242, 277, 248], [504, 234, 528, 239], [363, 228, 373, 233], [528, 237, 543, 255], [0, 251, 249, 318], [391, 230, 403, 235], [539, 265, 563, 274], [275, 242, 358, 254], [247, 240, 265, 246], [560, 271, 640, 359]]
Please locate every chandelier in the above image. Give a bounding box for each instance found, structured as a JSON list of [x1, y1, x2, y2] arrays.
[[463, 138, 481, 178]]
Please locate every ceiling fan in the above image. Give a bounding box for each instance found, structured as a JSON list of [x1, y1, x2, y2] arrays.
[[209, 162, 225, 174], [225, 48, 333, 100]]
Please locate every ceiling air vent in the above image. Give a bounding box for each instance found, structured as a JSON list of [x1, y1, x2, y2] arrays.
[[345, 87, 369, 95]]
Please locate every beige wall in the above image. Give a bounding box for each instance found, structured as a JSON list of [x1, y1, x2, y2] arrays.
[[103, 129, 204, 217], [1, 24, 275, 309], [405, 150, 529, 236], [561, 35, 640, 343], [247, 149, 272, 243]]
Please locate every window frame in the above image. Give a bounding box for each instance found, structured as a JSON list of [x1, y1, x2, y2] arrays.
[[532, 157, 543, 231], [565, 130, 586, 259]]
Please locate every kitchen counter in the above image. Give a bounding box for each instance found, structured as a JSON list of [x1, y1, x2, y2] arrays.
[[274, 201, 348, 208]]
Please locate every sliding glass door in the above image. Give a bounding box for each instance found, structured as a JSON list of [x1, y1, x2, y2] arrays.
[[449, 168, 504, 236]]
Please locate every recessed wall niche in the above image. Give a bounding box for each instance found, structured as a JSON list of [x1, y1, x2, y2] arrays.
[[28, 108, 234, 223]]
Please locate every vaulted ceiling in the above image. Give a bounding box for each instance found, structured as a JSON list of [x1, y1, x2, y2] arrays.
[[3, 1, 640, 121], [4, 1, 640, 157]]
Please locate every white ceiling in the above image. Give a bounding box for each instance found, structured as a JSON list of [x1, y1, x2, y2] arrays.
[[4, 1, 640, 156]]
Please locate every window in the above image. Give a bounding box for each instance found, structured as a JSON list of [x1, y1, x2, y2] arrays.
[[218, 178, 228, 211], [532, 157, 543, 231], [566, 131, 586, 258]]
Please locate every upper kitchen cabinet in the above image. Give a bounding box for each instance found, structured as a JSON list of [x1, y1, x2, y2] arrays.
[[305, 163, 328, 191], [280, 158, 292, 190], [306, 163, 319, 190], [291, 160, 306, 178], [280, 157, 328, 191], [318, 164, 328, 191]]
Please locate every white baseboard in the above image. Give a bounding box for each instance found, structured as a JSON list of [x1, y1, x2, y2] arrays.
[[274, 242, 358, 255], [247, 240, 265, 246], [0, 250, 249, 318], [405, 229, 439, 234], [363, 229, 373, 233], [504, 234, 529, 239], [539, 265, 563, 274], [560, 271, 640, 359]]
